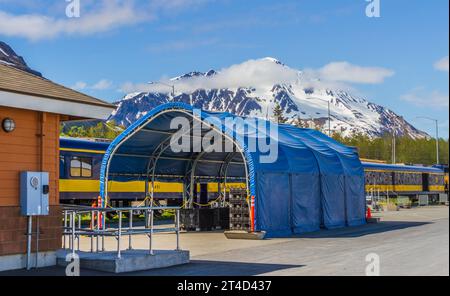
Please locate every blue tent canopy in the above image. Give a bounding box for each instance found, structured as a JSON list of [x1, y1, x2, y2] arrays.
[[99, 102, 366, 236]]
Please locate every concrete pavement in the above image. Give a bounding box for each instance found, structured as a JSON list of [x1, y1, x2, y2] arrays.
[[2, 206, 448, 276]]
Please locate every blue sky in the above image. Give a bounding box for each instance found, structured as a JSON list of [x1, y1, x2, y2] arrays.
[[0, 0, 448, 137]]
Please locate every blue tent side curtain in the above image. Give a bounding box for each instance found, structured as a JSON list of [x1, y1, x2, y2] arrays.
[[99, 102, 367, 236]]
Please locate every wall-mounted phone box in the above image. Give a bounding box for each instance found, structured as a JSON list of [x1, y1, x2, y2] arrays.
[[20, 172, 50, 216]]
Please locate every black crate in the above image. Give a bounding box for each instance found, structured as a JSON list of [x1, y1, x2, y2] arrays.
[[180, 209, 196, 231], [213, 207, 230, 230], [180, 208, 215, 231], [230, 212, 249, 219], [230, 209, 249, 216], [229, 210, 250, 231], [229, 189, 248, 202]]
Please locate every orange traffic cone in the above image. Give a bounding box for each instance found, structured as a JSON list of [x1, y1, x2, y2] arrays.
[[366, 207, 372, 219], [97, 196, 103, 229]]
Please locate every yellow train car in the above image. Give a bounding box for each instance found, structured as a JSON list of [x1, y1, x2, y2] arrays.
[[60, 138, 448, 206], [363, 162, 447, 197]]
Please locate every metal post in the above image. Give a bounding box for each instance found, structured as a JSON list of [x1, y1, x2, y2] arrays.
[[68, 213, 72, 250], [145, 179, 149, 228], [176, 209, 180, 251], [90, 210, 94, 252], [96, 210, 99, 252], [148, 82, 175, 98], [435, 120, 440, 165], [26, 216, 32, 270], [392, 131, 396, 164], [128, 209, 133, 250], [102, 211, 105, 252], [35, 216, 40, 268], [63, 211, 68, 249], [71, 212, 76, 257], [118, 211, 122, 259], [77, 214, 81, 251], [416, 117, 440, 164], [150, 209, 154, 255]]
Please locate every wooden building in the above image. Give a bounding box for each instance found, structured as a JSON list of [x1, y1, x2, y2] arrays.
[[0, 64, 115, 271]]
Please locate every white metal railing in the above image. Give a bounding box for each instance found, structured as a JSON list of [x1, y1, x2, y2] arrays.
[[62, 205, 181, 259]]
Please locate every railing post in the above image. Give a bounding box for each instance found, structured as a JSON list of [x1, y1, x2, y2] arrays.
[[149, 209, 154, 255], [96, 210, 99, 252], [61, 206, 182, 261], [90, 210, 94, 253], [128, 209, 133, 250], [77, 214, 81, 251], [68, 212, 72, 250], [63, 210, 67, 249], [71, 211, 76, 257], [26, 216, 32, 270], [117, 210, 122, 259], [176, 209, 180, 251], [102, 211, 105, 252]]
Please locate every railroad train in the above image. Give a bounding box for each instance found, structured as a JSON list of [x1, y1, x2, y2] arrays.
[[60, 138, 449, 207]]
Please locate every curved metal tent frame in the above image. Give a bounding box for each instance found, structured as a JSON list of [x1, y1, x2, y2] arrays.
[[99, 102, 257, 230], [99, 102, 367, 237]]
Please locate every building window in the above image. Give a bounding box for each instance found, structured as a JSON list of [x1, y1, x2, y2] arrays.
[[70, 156, 92, 178]]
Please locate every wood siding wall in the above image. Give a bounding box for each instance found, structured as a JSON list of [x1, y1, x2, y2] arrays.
[[0, 106, 60, 206], [0, 106, 61, 256]]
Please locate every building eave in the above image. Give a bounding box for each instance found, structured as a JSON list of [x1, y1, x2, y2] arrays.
[[0, 90, 114, 120]]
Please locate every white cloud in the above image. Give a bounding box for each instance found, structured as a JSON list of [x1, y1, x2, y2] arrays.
[[121, 58, 300, 94], [401, 88, 449, 109], [71, 81, 87, 90], [309, 62, 395, 84], [72, 79, 112, 91], [0, 1, 149, 41], [92, 79, 113, 90], [434, 56, 449, 72], [120, 58, 393, 95], [0, 0, 211, 41]]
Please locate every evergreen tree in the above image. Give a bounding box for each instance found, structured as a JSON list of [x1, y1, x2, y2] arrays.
[[332, 132, 449, 165], [59, 115, 449, 165], [273, 102, 287, 124], [61, 121, 123, 140]]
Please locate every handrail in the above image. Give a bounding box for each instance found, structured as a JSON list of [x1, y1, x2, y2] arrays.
[[62, 205, 181, 259], [62, 205, 180, 212]]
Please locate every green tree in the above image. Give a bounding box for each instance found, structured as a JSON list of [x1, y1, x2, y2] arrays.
[[273, 102, 287, 124], [61, 120, 123, 140], [332, 132, 449, 165]]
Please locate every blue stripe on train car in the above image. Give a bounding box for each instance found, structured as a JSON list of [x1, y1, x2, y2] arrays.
[[60, 137, 110, 151], [362, 162, 444, 174], [60, 191, 183, 201]]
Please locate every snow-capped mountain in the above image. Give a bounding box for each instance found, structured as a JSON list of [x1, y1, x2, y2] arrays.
[[0, 41, 42, 77], [112, 58, 428, 139]]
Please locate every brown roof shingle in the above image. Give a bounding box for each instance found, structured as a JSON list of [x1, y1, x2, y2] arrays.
[[0, 63, 115, 108]]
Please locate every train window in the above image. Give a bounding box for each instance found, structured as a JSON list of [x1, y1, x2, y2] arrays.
[[60, 156, 66, 178], [70, 156, 93, 178]]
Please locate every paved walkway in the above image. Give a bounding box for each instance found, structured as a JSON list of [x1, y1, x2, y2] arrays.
[[2, 206, 448, 276]]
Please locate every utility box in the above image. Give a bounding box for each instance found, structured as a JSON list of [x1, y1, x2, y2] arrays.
[[20, 172, 50, 216]]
